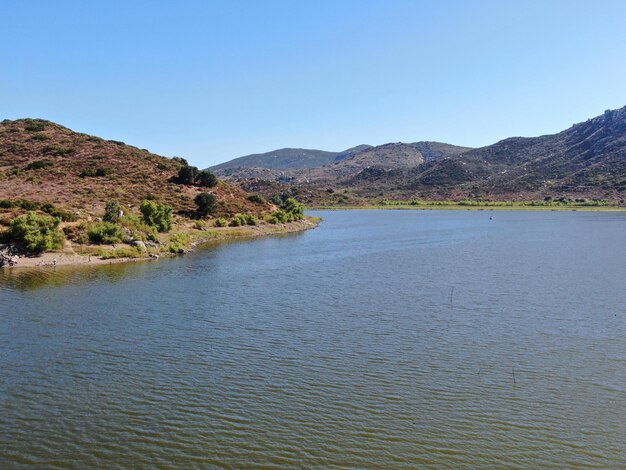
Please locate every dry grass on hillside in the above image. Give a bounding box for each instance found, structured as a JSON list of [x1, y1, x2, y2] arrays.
[[0, 118, 271, 219]]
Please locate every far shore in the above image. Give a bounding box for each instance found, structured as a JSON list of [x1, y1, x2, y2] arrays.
[[2, 217, 320, 270], [309, 204, 626, 212]]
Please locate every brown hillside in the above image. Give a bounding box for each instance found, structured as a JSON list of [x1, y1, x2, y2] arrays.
[[0, 118, 268, 218]]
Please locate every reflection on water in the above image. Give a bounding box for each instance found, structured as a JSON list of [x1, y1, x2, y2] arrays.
[[0, 262, 142, 291], [1, 210, 625, 468]]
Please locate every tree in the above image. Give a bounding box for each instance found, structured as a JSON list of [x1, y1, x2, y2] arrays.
[[197, 169, 218, 188], [103, 200, 120, 222], [282, 197, 304, 220], [9, 212, 65, 253], [140, 200, 173, 232], [177, 165, 198, 185], [194, 192, 217, 217]]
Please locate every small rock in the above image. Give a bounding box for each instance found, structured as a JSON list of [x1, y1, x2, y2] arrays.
[[131, 240, 147, 251]]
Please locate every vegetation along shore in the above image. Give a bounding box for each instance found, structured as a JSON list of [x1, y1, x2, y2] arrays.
[[0, 118, 318, 268]]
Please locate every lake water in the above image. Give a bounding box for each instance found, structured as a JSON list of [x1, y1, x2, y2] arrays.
[[1, 210, 625, 468]]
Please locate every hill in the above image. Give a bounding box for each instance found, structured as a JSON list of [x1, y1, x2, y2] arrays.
[[216, 106, 625, 203], [214, 141, 470, 184], [0, 118, 319, 265], [211, 144, 372, 172], [402, 105, 626, 198], [0, 118, 266, 217]]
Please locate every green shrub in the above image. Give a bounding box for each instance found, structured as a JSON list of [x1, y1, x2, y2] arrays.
[[24, 119, 46, 132], [140, 200, 173, 232], [41, 205, 76, 222], [63, 222, 90, 244], [169, 232, 191, 253], [43, 145, 74, 156], [197, 170, 218, 187], [176, 165, 218, 187], [214, 217, 228, 227], [25, 159, 53, 171], [104, 200, 120, 222], [95, 167, 112, 177], [99, 247, 144, 259], [229, 213, 258, 227], [9, 212, 65, 253], [282, 197, 304, 220], [0, 199, 17, 209], [18, 199, 40, 211], [267, 210, 289, 224], [193, 220, 206, 230], [0, 199, 74, 221], [119, 213, 157, 241], [172, 156, 188, 165], [194, 192, 217, 217], [87, 221, 124, 244], [229, 215, 245, 227], [176, 165, 198, 185], [267, 198, 304, 224], [244, 214, 258, 225], [80, 167, 112, 177], [247, 194, 266, 204]]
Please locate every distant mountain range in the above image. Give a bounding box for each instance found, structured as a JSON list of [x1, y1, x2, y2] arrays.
[[212, 105, 626, 200], [211, 142, 470, 183]]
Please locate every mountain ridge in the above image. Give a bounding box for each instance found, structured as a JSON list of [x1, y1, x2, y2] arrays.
[[213, 105, 626, 202], [210, 144, 373, 172]]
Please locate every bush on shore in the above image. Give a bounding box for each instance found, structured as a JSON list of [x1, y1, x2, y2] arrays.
[[8, 212, 65, 253], [229, 214, 258, 227], [267, 197, 304, 224], [140, 200, 173, 232], [87, 221, 124, 244]]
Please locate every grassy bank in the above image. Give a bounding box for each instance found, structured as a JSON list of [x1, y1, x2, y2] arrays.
[[310, 199, 626, 212]]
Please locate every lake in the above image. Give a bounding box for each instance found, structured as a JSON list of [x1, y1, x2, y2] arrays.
[[1, 210, 625, 468]]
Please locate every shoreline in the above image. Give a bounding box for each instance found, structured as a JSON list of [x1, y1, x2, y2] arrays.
[[309, 204, 626, 212], [2, 217, 320, 270]]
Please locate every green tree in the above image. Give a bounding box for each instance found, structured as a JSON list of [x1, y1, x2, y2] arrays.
[[103, 200, 120, 222], [140, 200, 173, 232], [177, 165, 198, 185], [282, 197, 304, 220], [9, 212, 65, 253], [197, 170, 218, 188], [247, 194, 266, 204], [194, 192, 217, 217]]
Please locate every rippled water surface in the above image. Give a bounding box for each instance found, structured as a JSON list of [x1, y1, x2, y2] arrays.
[[1, 210, 626, 468]]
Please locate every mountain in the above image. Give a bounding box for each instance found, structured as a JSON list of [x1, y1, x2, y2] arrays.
[[218, 106, 626, 202], [0, 118, 267, 217], [297, 142, 470, 183], [213, 141, 470, 184], [211, 144, 373, 172], [402, 106, 626, 197]]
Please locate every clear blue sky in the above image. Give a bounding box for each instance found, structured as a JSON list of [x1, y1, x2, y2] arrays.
[[3, 0, 626, 167]]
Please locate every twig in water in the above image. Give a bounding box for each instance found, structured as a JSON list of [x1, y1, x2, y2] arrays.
[[512, 367, 516, 384]]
